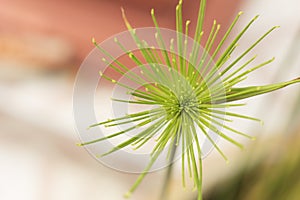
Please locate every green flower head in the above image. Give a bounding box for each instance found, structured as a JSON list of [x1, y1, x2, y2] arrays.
[[77, 0, 300, 199]]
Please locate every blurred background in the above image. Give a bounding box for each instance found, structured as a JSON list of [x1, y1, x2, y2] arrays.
[[0, 0, 299, 200]]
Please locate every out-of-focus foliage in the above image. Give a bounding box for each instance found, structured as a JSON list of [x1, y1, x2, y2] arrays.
[[204, 131, 300, 200]]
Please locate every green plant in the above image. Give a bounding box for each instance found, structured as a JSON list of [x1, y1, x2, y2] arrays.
[[78, 0, 300, 199]]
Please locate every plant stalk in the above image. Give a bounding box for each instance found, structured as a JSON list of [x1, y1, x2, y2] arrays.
[[159, 139, 178, 200]]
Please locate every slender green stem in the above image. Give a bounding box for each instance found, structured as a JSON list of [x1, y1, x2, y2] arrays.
[[160, 134, 179, 200]]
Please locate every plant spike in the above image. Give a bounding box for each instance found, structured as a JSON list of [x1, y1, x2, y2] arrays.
[[78, 0, 300, 200]]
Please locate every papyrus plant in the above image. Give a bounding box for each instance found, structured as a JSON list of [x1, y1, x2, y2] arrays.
[[78, 0, 300, 199]]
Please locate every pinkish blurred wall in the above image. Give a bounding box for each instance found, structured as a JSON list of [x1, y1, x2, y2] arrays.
[[0, 0, 240, 69]]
